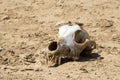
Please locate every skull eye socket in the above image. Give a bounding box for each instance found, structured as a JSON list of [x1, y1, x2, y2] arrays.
[[48, 41, 57, 51]]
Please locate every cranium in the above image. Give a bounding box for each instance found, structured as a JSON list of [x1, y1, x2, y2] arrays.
[[46, 21, 96, 67]]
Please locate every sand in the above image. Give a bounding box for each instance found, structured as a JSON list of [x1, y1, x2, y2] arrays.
[[0, 0, 120, 80]]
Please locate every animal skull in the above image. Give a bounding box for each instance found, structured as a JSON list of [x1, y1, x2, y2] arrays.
[[46, 21, 96, 67]]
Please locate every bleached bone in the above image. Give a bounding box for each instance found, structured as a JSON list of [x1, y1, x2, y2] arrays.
[[46, 21, 96, 67]]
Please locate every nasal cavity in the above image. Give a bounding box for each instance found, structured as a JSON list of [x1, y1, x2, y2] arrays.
[[48, 41, 57, 51]]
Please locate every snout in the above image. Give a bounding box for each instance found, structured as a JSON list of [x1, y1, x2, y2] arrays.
[[47, 41, 58, 67], [47, 54, 58, 67]]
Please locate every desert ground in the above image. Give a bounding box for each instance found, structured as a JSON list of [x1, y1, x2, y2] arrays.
[[0, 0, 120, 80]]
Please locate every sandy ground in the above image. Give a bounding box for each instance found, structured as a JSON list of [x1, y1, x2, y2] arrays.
[[0, 0, 120, 80]]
